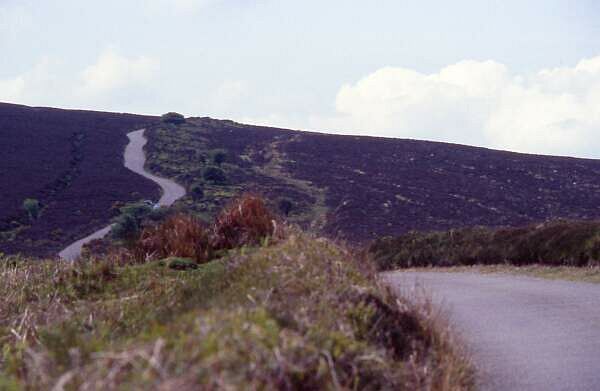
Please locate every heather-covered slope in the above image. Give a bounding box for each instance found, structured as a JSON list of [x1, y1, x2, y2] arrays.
[[145, 117, 600, 242], [0, 103, 158, 257]]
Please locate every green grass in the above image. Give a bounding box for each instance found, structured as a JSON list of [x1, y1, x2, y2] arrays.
[[0, 232, 472, 390], [410, 265, 600, 284]]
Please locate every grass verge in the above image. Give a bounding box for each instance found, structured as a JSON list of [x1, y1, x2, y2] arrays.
[[0, 231, 472, 390], [404, 265, 600, 284]]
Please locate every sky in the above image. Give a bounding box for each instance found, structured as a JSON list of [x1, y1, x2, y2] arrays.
[[1, 0, 600, 157]]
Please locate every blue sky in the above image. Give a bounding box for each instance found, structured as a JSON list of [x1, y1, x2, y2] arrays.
[[1, 0, 600, 157]]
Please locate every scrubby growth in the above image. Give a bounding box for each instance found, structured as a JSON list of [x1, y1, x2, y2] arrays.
[[110, 201, 167, 243], [134, 214, 211, 263], [131, 194, 278, 263], [160, 112, 186, 125], [370, 220, 600, 271], [210, 148, 227, 166], [0, 195, 472, 390], [22, 198, 40, 220], [203, 166, 227, 184], [212, 194, 279, 250]]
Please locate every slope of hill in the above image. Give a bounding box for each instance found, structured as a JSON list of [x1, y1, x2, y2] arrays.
[[0, 103, 158, 257], [3, 104, 600, 257], [145, 117, 600, 242]]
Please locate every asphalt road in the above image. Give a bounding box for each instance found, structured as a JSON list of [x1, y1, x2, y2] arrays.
[[384, 272, 600, 391], [58, 129, 185, 261]]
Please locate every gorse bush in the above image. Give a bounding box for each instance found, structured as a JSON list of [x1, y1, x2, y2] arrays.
[[370, 220, 600, 270]]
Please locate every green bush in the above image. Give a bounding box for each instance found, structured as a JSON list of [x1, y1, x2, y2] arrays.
[[161, 112, 186, 125], [22, 198, 40, 220], [277, 198, 293, 216], [203, 167, 227, 185], [110, 202, 154, 242], [369, 220, 600, 270], [210, 149, 227, 166], [190, 183, 204, 201]]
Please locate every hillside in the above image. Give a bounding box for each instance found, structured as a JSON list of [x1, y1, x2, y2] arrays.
[[0, 103, 158, 257], [3, 104, 600, 257], [145, 117, 600, 242]]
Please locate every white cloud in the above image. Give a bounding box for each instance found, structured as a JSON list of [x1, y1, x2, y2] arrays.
[[81, 49, 159, 93], [0, 76, 25, 102], [314, 56, 600, 157], [0, 58, 65, 105], [143, 0, 219, 14]]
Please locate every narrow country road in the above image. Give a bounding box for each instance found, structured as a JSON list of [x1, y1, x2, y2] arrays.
[[384, 272, 600, 391], [58, 129, 186, 261]]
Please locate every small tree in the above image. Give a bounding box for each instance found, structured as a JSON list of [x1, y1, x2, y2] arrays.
[[110, 201, 153, 243], [211, 149, 227, 166], [203, 167, 227, 185], [23, 198, 40, 220], [190, 183, 205, 201], [161, 112, 186, 125], [278, 198, 293, 216]]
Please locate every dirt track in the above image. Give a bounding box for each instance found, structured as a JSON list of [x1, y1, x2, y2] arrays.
[[385, 271, 600, 390], [58, 129, 185, 261]]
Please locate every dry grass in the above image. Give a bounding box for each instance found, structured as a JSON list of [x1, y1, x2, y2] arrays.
[[212, 194, 282, 250], [134, 214, 211, 263]]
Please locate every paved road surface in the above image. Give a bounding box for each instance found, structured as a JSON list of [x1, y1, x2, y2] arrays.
[[384, 272, 600, 391], [58, 129, 185, 261]]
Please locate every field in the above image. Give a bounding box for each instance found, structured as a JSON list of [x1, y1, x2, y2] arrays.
[[0, 103, 158, 257]]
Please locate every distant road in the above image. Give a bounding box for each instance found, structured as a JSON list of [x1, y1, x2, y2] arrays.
[[58, 129, 186, 261], [384, 272, 600, 391]]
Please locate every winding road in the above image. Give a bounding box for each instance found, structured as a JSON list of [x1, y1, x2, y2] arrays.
[[58, 129, 186, 261], [385, 272, 600, 391]]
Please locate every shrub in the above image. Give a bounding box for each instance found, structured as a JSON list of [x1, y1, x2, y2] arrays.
[[110, 202, 154, 243], [22, 198, 40, 220], [203, 166, 227, 185], [369, 220, 600, 270], [134, 214, 211, 263], [190, 183, 204, 201], [161, 112, 186, 125], [210, 149, 227, 166], [277, 198, 293, 216], [212, 194, 278, 250]]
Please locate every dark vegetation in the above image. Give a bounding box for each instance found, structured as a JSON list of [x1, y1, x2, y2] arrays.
[[0, 103, 158, 257], [0, 195, 472, 389], [5, 104, 600, 259], [160, 111, 186, 125], [144, 117, 600, 244], [369, 220, 600, 270]]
